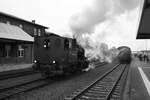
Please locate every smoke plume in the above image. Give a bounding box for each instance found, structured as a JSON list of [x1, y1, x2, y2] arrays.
[[69, 0, 140, 62], [70, 0, 140, 34]]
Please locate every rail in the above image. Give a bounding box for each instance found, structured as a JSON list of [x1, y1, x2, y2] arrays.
[[65, 63, 129, 100]]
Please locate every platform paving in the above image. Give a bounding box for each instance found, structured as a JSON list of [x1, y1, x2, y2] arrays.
[[130, 58, 150, 100], [0, 63, 33, 72]]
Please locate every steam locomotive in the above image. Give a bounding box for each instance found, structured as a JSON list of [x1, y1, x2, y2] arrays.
[[117, 46, 132, 64], [32, 33, 89, 78]]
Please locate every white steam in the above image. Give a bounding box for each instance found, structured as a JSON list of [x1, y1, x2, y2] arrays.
[[69, 0, 141, 62], [70, 0, 140, 34], [76, 34, 119, 63]]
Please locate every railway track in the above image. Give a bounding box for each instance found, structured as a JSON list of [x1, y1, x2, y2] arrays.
[[0, 61, 105, 81], [0, 77, 50, 100], [106, 63, 129, 100], [94, 62, 108, 68], [65, 63, 129, 100], [0, 62, 122, 100], [0, 68, 47, 99]]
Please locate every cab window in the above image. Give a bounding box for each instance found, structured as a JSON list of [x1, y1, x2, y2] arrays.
[[55, 38, 61, 47], [64, 39, 69, 49], [72, 39, 77, 48], [43, 39, 51, 48]]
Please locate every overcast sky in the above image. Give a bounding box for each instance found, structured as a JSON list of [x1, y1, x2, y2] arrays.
[[0, 0, 149, 51]]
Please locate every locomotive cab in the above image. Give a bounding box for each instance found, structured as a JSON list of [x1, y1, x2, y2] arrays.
[[32, 34, 88, 77], [33, 34, 64, 76]]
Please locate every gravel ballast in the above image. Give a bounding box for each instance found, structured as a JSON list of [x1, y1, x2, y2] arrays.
[[7, 62, 117, 100]]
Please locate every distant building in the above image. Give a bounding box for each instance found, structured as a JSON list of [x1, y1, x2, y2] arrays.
[[140, 50, 150, 55], [0, 12, 48, 64]]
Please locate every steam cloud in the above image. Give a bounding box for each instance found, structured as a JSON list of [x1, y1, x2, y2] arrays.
[[70, 0, 140, 34], [69, 0, 140, 63]]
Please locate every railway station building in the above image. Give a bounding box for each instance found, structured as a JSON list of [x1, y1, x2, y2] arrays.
[[0, 12, 48, 64]]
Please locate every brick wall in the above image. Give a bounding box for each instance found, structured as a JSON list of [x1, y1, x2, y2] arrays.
[[0, 14, 46, 37]]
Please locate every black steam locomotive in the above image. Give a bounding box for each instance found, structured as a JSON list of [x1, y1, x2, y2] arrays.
[[32, 33, 89, 78], [117, 46, 132, 64]]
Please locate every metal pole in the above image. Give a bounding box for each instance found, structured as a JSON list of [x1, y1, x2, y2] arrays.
[[145, 40, 147, 51]]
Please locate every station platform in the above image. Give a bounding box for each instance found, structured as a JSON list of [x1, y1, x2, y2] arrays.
[[0, 63, 33, 72], [130, 58, 150, 100]]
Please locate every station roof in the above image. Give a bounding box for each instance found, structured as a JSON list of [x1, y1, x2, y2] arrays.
[[0, 12, 48, 29], [0, 23, 34, 42], [137, 0, 150, 39]]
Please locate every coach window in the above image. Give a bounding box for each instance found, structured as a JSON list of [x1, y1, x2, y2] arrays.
[[18, 45, 24, 57], [64, 39, 69, 49], [44, 39, 51, 48]]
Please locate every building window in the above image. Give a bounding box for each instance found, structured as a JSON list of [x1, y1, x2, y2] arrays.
[[19, 24, 23, 29], [5, 45, 11, 57], [18, 45, 24, 57], [0, 43, 4, 57], [38, 29, 41, 36], [34, 28, 37, 36], [6, 21, 10, 25]]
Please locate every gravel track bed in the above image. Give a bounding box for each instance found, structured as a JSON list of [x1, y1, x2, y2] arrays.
[[6, 62, 117, 100], [0, 73, 41, 90]]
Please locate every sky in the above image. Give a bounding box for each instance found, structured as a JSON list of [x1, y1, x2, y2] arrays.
[[0, 0, 149, 51]]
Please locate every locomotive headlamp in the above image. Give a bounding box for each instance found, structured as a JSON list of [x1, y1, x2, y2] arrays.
[[53, 60, 55, 64], [44, 44, 46, 48], [34, 60, 37, 63]]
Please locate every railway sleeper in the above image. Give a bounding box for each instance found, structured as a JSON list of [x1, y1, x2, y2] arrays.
[[90, 88, 111, 92], [113, 89, 121, 93], [113, 90, 121, 94], [112, 92, 121, 96], [87, 90, 109, 94], [94, 86, 113, 92], [94, 84, 113, 89], [98, 82, 114, 85], [85, 92, 108, 97], [111, 94, 120, 99], [111, 94, 121, 98], [85, 92, 107, 97], [80, 95, 106, 100], [96, 84, 114, 88], [102, 77, 117, 82]]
